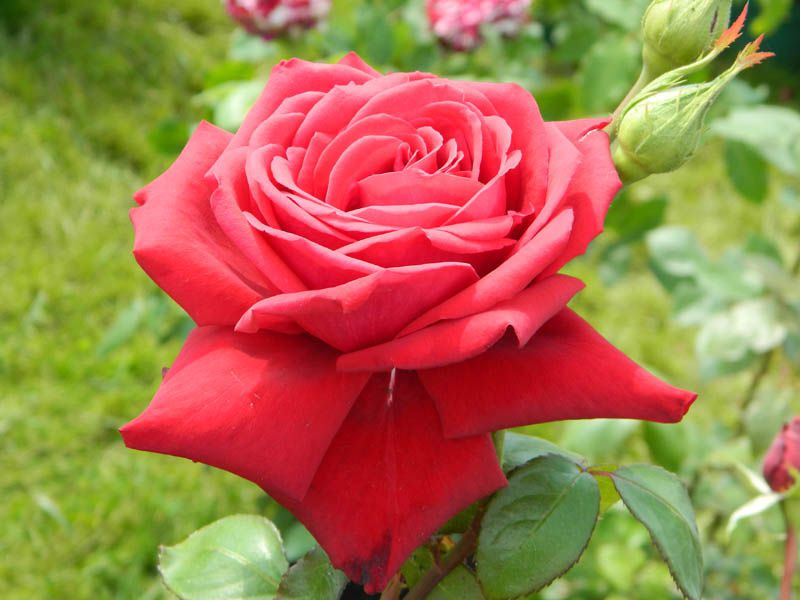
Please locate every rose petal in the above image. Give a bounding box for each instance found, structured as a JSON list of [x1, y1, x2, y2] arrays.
[[400, 208, 575, 336], [419, 308, 697, 438], [538, 129, 622, 277], [237, 262, 479, 352], [337, 51, 382, 77], [245, 214, 379, 289], [338, 226, 515, 272], [463, 81, 548, 213], [209, 147, 307, 293], [349, 202, 459, 229], [554, 117, 611, 143], [277, 371, 505, 593], [231, 58, 373, 149], [120, 327, 370, 500], [338, 274, 584, 371], [132, 122, 275, 326], [357, 170, 483, 208]]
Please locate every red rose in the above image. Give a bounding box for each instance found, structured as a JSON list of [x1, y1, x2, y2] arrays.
[[763, 417, 800, 492], [121, 53, 696, 592]]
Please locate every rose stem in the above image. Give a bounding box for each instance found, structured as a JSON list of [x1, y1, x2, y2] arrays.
[[781, 503, 797, 600], [404, 506, 486, 600]]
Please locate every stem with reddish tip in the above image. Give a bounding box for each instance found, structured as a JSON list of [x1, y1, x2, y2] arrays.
[[782, 503, 797, 600]]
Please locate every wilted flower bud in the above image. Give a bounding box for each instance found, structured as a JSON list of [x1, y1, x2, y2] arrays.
[[763, 417, 800, 492], [225, 0, 331, 39], [641, 0, 732, 79], [426, 0, 532, 51], [613, 28, 773, 183]]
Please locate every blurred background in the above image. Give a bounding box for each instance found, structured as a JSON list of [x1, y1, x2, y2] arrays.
[[1, 0, 799, 597]]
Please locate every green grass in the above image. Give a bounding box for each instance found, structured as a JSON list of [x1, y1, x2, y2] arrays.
[[0, 1, 796, 598]]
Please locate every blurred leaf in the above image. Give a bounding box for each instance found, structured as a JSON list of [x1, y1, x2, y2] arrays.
[[732, 463, 773, 496], [583, 0, 650, 31], [605, 194, 668, 242], [752, 0, 793, 34], [696, 298, 788, 378], [745, 390, 793, 456], [429, 566, 484, 599], [743, 233, 783, 265], [596, 543, 647, 591], [599, 243, 633, 286], [643, 422, 689, 473], [712, 106, 800, 176], [159, 515, 288, 600], [724, 141, 769, 204], [577, 33, 640, 113], [275, 547, 347, 600], [646, 227, 707, 289], [477, 455, 599, 598], [149, 118, 191, 155], [230, 29, 280, 62], [727, 494, 782, 537], [502, 432, 584, 472], [611, 466, 703, 600], [283, 522, 317, 563], [561, 420, 639, 463], [196, 80, 265, 132], [96, 297, 149, 357]]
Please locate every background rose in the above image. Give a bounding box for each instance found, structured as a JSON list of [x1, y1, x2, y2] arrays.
[[121, 53, 695, 591], [763, 417, 800, 492], [426, 0, 533, 50], [225, 0, 331, 39]]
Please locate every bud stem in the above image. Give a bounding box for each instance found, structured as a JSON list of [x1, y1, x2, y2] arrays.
[[609, 69, 652, 139]]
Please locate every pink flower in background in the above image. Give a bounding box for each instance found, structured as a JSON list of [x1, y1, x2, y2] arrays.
[[426, 0, 532, 50], [225, 0, 331, 39]]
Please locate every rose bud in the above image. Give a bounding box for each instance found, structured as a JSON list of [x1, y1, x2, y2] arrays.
[[426, 0, 532, 51], [613, 32, 773, 183], [763, 418, 800, 492], [641, 0, 732, 79], [122, 53, 697, 592], [225, 0, 331, 39]]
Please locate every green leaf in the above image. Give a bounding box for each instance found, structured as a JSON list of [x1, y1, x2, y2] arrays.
[[577, 33, 640, 113], [604, 194, 668, 242], [560, 420, 639, 463], [282, 522, 317, 563], [275, 547, 347, 600], [429, 566, 485, 600], [724, 141, 769, 204], [477, 455, 600, 599], [159, 515, 288, 600], [583, 0, 650, 31], [711, 106, 800, 176], [502, 432, 584, 472], [611, 466, 703, 600], [646, 227, 707, 287], [401, 547, 436, 590], [643, 422, 689, 473]]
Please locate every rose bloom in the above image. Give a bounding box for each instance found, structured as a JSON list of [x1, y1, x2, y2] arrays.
[[763, 417, 800, 492], [427, 0, 532, 50], [121, 53, 696, 592], [225, 0, 330, 39]]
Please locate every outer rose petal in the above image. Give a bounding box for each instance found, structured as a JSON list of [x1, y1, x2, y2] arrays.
[[337, 51, 382, 77], [400, 208, 575, 335], [419, 309, 697, 438], [132, 122, 274, 326], [276, 371, 506, 593], [338, 274, 584, 371], [554, 117, 611, 143], [539, 129, 622, 277], [238, 262, 479, 352], [120, 327, 370, 501]]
